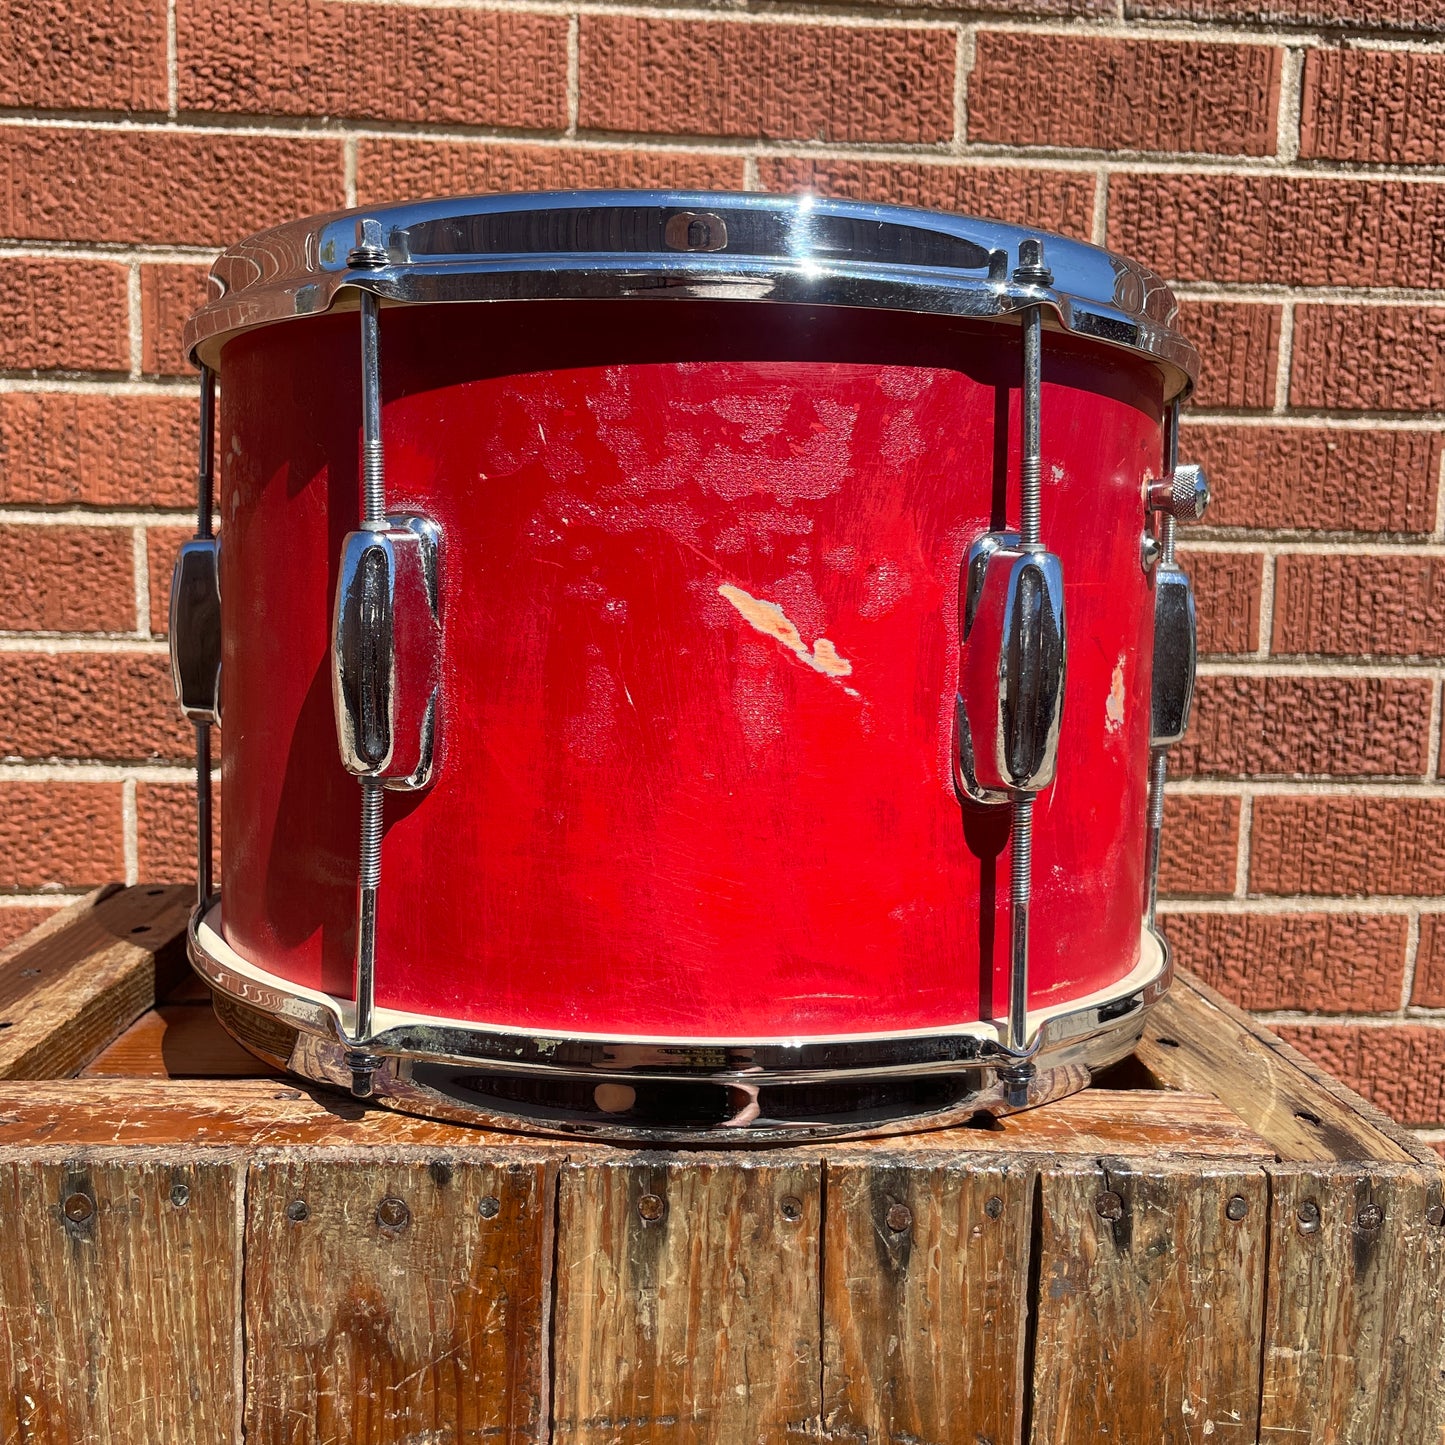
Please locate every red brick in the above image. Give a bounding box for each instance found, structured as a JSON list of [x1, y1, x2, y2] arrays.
[[357, 142, 746, 209], [137, 782, 218, 884], [1180, 426, 1440, 535], [0, 259, 129, 373], [970, 34, 1280, 157], [1175, 302, 1280, 412], [1159, 793, 1240, 899], [0, 393, 194, 508], [141, 264, 208, 377], [759, 158, 1096, 241], [579, 18, 954, 145], [0, 906, 63, 949], [1302, 50, 1445, 166], [1162, 910, 1407, 1012], [1108, 174, 1445, 288], [1412, 914, 1445, 1007], [0, 782, 124, 890], [1292, 307, 1445, 414], [0, 527, 134, 632], [1176, 675, 1432, 780], [1126, 0, 1445, 29], [178, 0, 566, 130], [147, 526, 194, 638], [0, 654, 191, 762], [1181, 548, 1261, 656], [1275, 1024, 1445, 1127], [0, 0, 167, 112], [1274, 554, 1445, 659], [0, 128, 343, 247], [1251, 797, 1445, 897]]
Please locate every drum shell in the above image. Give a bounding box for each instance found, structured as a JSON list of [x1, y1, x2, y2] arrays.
[[216, 298, 1162, 1039]]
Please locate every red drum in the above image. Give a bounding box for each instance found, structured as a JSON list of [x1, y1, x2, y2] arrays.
[[173, 193, 1207, 1139]]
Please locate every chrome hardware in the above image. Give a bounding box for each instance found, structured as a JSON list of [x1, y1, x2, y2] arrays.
[[664, 209, 728, 252], [956, 544, 1066, 801], [1143, 404, 1206, 926], [331, 516, 442, 789], [1148, 462, 1210, 522], [1140, 531, 1162, 573], [170, 365, 220, 911], [184, 193, 1198, 401], [169, 539, 221, 726]]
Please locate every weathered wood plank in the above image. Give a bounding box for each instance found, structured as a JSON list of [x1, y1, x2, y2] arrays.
[[0, 1154, 242, 1444], [0, 885, 193, 1081], [822, 1156, 1033, 1445], [552, 1156, 822, 1441], [1030, 1159, 1268, 1444], [82, 1004, 283, 1079], [1260, 1162, 1445, 1445], [1138, 974, 1416, 1164], [244, 1153, 552, 1444]]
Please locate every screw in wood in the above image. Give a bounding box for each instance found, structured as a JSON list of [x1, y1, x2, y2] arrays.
[[170, 1183, 190, 1209], [478, 1196, 501, 1219], [1296, 1200, 1322, 1235], [1094, 1191, 1124, 1222], [780, 1196, 804, 1223], [376, 1196, 411, 1231], [1356, 1203, 1384, 1230], [1226, 1195, 1248, 1221], [285, 1200, 309, 1224], [637, 1193, 666, 1223], [1427, 1205, 1445, 1228], [885, 1204, 912, 1233], [62, 1193, 93, 1224], [985, 1195, 1004, 1219]]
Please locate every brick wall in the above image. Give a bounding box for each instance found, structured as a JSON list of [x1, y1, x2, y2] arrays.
[[2, 0, 1442, 1146]]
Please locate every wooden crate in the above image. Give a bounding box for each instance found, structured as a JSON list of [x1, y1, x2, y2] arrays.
[[0, 884, 1440, 1444]]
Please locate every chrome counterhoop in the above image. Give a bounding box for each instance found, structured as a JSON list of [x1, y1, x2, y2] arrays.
[[189, 901, 1174, 1143]]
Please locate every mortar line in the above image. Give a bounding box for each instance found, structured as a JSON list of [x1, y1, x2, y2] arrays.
[[1402, 911, 1422, 1012], [566, 13, 581, 137], [126, 264, 143, 381], [166, 0, 179, 119], [0, 893, 83, 908], [0, 763, 205, 783], [1255, 552, 1276, 658], [1090, 167, 1109, 246], [953, 26, 973, 153], [1271, 301, 1294, 415], [1427, 677, 1443, 779], [1434, 445, 1445, 541], [1255, 1008, 1445, 1028], [1234, 794, 1253, 899], [1275, 45, 1305, 166], [343, 134, 359, 207], [121, 778, 139, 887], [132, 527, 151, 638], [1161, 897, 1442, 915]]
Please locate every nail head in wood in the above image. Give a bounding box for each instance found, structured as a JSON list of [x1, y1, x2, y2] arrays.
[[780, 1196, 804, 1223], [63, 1193, 93, 1223], [170, 1182, 190, 1208], [1226, 1194, 1248, 1221], [885, 1203, 912, 1233], [479, 1195, 501, 1219], [1094, 1190, 1124, 1222], [376, 1196, 411, 1230], [1428, 1204, 1445, 1228], [1296, 1199, 1321, 1234], [285, 1200, 309, 1224], [1355, 1203, 1384, 1230], [985, 1194, 1004, 1219], [637, 1192, 666, 1223]]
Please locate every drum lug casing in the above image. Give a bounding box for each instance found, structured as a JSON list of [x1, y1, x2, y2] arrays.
[[955, 534, 1067, 804], [169, 537, 221, 726], [1150, 562, 1197, 747], [331, 513, 443, 791]]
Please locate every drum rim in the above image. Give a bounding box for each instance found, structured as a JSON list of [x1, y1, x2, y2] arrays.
[[188, 899, 1172, 1140], [183, 189, 1198, 398]]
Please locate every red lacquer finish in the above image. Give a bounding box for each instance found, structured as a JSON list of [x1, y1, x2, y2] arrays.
[[218, 299, 1163, 1038]]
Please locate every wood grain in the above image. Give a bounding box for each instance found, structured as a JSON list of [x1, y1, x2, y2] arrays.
[[1030, 1159, 1268, 1445], [82, 1003, 284, 1078], [552, 1156, 822, 1441], [822, 1156, 1033, 1445], [244, 1153, 552, 1444], [1259, 1162, 1445, 1444], [0, 1155, 242, 1444], [1138, 974, 1415, 1164], [0, 884, 193, 1080]]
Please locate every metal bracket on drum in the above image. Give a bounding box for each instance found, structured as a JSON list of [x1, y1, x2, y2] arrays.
[[329, 222, 446, 1097], [168, 365, 220, 912], [1143, 403, 1211, 927], [954, 238, 1068, 1108]]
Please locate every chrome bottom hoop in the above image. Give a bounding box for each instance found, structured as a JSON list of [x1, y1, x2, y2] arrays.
[[189, 901, 1173, 1144]]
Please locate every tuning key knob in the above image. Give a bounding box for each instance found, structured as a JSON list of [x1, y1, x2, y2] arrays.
[[1148, 462, 1210, 522]]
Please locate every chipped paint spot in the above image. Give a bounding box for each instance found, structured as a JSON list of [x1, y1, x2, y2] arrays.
[[718, 584, 854, 680], [1105, 656, 1126, 732]]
